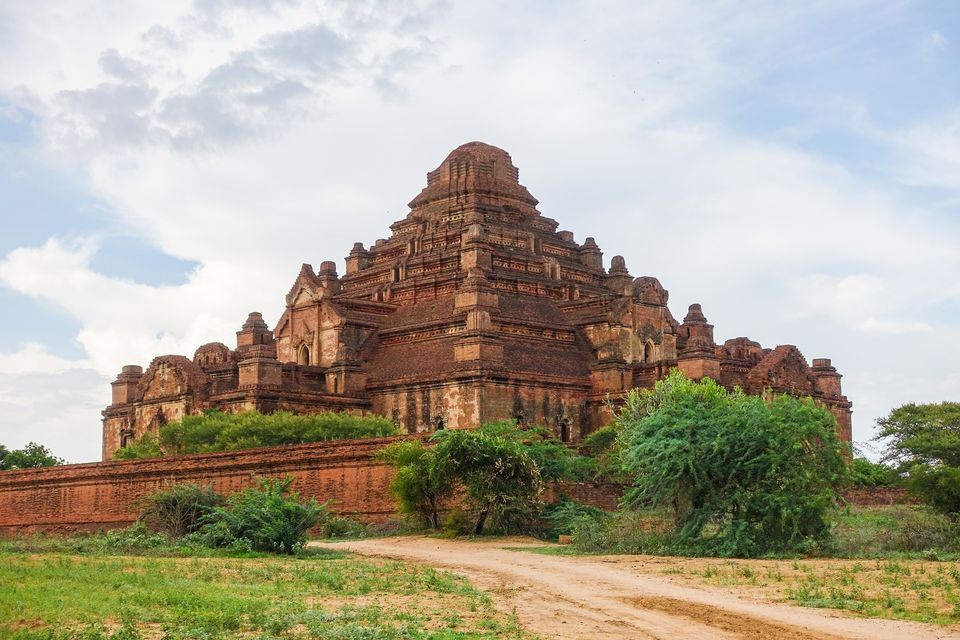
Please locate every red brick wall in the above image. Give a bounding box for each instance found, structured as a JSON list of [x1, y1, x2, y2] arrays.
[[843, 487, 915, 506], [4, 437, 900, 537], [0, 436, 403, 536]]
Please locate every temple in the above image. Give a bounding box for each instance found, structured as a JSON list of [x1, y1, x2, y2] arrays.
[[102, 142, 852, 460]]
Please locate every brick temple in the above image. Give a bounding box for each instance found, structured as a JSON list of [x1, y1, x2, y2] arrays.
[[102, 142, 852, 460]]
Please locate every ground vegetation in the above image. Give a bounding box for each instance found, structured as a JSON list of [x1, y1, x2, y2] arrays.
[[113, 410, 397, 459]]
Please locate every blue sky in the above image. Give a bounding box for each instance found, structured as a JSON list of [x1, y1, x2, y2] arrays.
[[0, 1, 957, 462]]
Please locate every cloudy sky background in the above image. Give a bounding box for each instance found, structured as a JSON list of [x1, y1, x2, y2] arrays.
[[0, 0, 957, 462]]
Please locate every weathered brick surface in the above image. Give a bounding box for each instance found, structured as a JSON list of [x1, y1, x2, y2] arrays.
[[843, 487, 915, 506], [0, 437, 404, 536]]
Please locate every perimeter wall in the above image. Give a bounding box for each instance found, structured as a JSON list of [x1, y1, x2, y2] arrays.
[[0, 436, 402, 536], [0, 435, 907, 536]]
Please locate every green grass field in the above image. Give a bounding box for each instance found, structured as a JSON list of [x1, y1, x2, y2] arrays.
[[0, 547, 531, 639]]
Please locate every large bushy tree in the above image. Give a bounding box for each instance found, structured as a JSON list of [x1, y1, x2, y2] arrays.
[[617, 371, 849, 557], [877, 402, 960, 514]]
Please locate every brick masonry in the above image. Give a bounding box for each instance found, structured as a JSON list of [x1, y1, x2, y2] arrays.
[[0, 434, 906, 537], [0, 437, 401, 536]]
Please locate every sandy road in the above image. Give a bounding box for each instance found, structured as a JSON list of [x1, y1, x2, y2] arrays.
[[313, 536, 960, 640]]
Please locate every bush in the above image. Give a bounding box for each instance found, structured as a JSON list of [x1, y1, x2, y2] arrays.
[[431, 429, 543, 534], [831, 506, 960, 556], [851, 457, 900, 488], [578, 425, 625, 481], [569, 509, 676, 555], [618, 370, 849, 557], [139, 483, 224, 537], [201, 476, 326, 554], [908, 463, 960, 515], [319, 515, 368, 539], [477, 421, 597, 481], [376, 439, 452, 529], [115, 410, 398, 459], [378, 423, 565, 534], [441, 508, 473, 538], [541, 498, 608, 540]]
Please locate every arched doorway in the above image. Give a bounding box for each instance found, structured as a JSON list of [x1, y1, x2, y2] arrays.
[[297, 344, 310, 366]]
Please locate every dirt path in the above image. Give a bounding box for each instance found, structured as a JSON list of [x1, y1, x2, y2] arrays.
[[314, 536, 960, 640]]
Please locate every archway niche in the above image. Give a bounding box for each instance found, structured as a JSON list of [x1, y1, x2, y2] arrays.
[[297, 344, 311, 366]]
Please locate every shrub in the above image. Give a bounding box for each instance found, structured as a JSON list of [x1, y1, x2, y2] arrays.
[[831, 506, 960, 556], [851, 457, 900, 488], [618, 370, 849, 557], [569, 509, 675, 555], [441, 508, 473, 538], [319, 515, 368, 539], [115, 410, 398, 459], [378, 423, 568, 534], [477, 421, 597, 481], [138, 483, 224, 537], [202, 476, 326, 554], [541, 498, 608, 540], [578, 425, 625, 481], [907, 463, 960, 515]]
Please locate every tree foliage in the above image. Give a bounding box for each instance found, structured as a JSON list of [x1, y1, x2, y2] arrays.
[[877, 402, 960, 467], [877, 402, 960, 515], [474, 421, 596, 481], [850, 457, 899, 488], [114, 410, 397, 459], [376, 439, 452, 529], [617, 370, 849, 557], [432, 429, 544, 534], [0, 442, 64, 470], [378, 424, 547, 535]]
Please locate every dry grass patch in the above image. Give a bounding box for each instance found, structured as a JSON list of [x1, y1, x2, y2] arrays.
[[640, 555, 960, 625]]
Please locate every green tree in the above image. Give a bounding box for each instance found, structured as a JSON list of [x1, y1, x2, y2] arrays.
[[376, 439, 453, 529], [876, 402, 960, 515], [378, 426, 546, 535], [877, 402, 960, 467], [432, 429, 544, 534], [850, 457, 899, 488], [0, 442, 64, 470], [476, 421, 596, 481], [618, 370, 849, 557]]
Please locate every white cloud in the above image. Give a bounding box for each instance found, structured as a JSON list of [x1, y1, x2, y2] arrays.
[[0, 343, 92, 375]]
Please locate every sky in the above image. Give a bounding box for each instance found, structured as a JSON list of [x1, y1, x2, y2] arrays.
[[0, 0, 957, 463]]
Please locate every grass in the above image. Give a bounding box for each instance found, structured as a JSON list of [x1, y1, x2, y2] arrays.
[[515, 504, 960, 626], [658, 557, 960, 625], [0, 536, 533, 640]]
